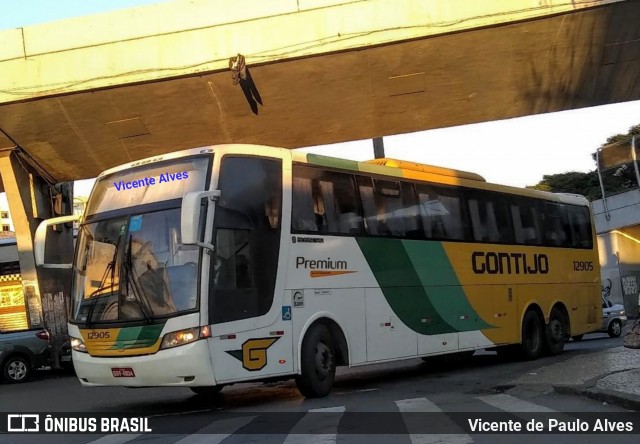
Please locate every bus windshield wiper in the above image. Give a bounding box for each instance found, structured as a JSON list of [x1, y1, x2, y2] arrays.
[[122, 235, 154, 324], [85, 240, 120, 326]]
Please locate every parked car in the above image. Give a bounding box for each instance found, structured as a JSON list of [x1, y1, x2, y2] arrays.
[[600, 298, 627, 337], [573, 298, 628, 340], [0, 328, 51, 383]]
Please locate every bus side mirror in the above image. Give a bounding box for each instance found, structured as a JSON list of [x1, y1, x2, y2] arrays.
[[35, 215, 81, 268], [181, 190, 220, 251]]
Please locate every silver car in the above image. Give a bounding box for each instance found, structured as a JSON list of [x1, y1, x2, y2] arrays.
[[0, 328, 51, 383], [601, 298, 627, 337], [572, 298, 628, 341]]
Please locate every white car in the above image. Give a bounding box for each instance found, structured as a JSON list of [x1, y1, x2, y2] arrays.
[[572, 298, 627, 340], [600, 298, 627, 337]]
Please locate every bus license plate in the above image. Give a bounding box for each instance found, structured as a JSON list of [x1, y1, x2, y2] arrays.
[[112, 367, 135, 377]]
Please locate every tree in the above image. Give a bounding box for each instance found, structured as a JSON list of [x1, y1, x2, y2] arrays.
[[527, 123, 640, 201], [526, 171, 601, 201], [603, 123, 640, 146]]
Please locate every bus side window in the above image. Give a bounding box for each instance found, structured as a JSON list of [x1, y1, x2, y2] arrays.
[[567, 205, 593, 248], [542, 203, 570, 247], [357, 176, 378, 235], [317, 172, 362, 235], [211, 156, 282, 324], [292, 175, 319, 232], [468, 192, 513, 244], [401, 182, 421, 239], [511, 199, 542, 245], [416, 184, 465, 241]]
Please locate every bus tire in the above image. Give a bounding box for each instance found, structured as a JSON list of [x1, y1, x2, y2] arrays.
[[190, 385, 224, 396], [544, 307, 567, 356], [520, 310, 544, 360], [295, 324, 336, 398]]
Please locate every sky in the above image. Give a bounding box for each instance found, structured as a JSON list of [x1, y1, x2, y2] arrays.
[[2, 0, 640, 201]]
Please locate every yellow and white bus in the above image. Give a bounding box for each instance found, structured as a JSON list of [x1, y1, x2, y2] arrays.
[[35, 145, 601, 398]]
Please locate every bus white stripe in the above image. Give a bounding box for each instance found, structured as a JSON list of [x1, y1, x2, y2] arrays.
[[282, 406, 346, 444], [395, 398, 473, 444], [173, 416, 256, 444]]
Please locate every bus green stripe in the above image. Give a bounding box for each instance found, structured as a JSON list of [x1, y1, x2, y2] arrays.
[[402, 240, 493, 331], [356, 238, 456, 334], [306, 154, 360, 171], [357, 238, 492, 334], [112, 324, 164, 350]]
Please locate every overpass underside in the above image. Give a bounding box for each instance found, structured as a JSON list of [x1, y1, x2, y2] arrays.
[[1, 0, 640, 185]]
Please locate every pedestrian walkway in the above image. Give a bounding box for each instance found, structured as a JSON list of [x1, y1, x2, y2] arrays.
[[510, 344, 640, 410], [75, 392, 637, 444]]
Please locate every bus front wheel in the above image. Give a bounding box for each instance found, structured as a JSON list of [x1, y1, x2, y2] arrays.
[[520, 310, 544, 360], [296, 324, 336, 398]]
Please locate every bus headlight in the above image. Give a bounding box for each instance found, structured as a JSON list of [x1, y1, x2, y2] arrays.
[[71, 337, 87, 353], [161, 327, 201, 350]]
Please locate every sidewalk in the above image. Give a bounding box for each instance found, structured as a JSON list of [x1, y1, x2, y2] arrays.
[[510, 333, 640, 410]]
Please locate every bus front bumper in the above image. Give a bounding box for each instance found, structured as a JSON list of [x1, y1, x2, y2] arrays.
[[73, 340, 216, 387]]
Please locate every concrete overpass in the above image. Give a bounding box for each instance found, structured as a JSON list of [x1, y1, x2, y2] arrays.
[[1, 0, 640, 337], [1, 0, 640, 183]]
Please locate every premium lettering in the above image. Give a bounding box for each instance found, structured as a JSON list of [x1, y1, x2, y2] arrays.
[[296, 257, 347, 270], [471, 251, 549, 275]]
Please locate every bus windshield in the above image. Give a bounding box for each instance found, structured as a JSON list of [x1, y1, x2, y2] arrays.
[[72, 207, 201, 324], [71, 155, 210, 324]]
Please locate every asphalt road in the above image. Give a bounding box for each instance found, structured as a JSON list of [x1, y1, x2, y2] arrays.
[[1, 333, 636, 444]]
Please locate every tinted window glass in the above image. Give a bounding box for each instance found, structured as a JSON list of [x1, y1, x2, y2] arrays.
[[510, 199, 543, 245], [211, 156, 282, 324], [567, 205, 593, 248], [292, 166, 362, 235], [467, 192, 513, 243], [542, 203, 571, 247], [415, 184, 466, 241]]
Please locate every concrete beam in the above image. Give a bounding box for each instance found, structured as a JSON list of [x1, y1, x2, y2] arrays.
[[0, 0, 622, 101], [0, 0, 639, 188]]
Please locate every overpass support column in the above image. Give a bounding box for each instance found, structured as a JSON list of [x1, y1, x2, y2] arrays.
[[0, 149, 74, 367], [373, 137, 385, 159]]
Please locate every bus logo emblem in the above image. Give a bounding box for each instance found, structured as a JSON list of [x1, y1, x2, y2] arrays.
[[226, 337, 280, 371]]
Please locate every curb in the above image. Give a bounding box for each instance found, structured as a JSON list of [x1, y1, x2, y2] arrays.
[[553, 384, 640, 411]]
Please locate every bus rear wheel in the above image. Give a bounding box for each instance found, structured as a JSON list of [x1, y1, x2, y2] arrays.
[[295, 324, 336, 398], [544, 307, 567, 356], [520, 310, 544, 360]]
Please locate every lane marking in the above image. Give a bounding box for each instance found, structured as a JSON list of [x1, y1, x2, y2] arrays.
[[282, 406, 346, 444], [476, 394, 555, 413], [173, 416, 256, 444], [395, 397, 472, 444]]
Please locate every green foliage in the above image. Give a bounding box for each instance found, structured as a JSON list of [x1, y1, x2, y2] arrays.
[[528, 123, 640, 201], [526, 171, 601, 201], [604, 124, 640, 146]]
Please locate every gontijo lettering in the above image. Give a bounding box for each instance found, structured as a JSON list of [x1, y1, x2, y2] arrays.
[[114, 171, 189, 191], [472, 251, 549, 275]]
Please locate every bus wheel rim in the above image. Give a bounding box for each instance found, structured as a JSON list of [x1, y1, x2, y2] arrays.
[[314, 343, 332, 379]]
